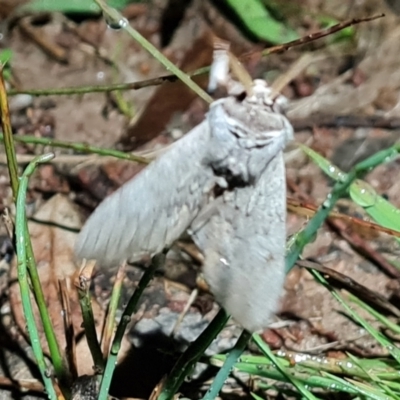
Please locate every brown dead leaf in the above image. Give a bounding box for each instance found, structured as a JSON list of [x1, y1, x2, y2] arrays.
[[119, 27, 214, 150], [119, 0, 257, 150], [9, 194, 105, 376]]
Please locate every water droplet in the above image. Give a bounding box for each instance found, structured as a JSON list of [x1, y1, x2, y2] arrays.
[[345, 361, 353, 369], [97, 71, 105, 81], [384, 153, 397, 164], [337, 172, 347, 182], [119, 18, 128, 28], [322, 194, 332, 208], [104, 14, 128, 30]]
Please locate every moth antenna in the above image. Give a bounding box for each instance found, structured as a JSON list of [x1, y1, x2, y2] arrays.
[[208, 39, 230, 95], [208, 38, 253, 97], [228, 51, 253, 97], [270, 53, 313, 99]]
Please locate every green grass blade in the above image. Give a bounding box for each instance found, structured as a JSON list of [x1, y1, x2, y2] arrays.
[[93, 0, 213, 104], [1, 69, 69, 394], [158, 309, 230, 400], [310, 270, 400, 364], [18, 0, 132, 14], [348, 294, 400, 335], [0, 134, 149, 164], [349, 180, 400, 232], [16, 153, 58, 399], [202, 330, 252, 400], [253, 334, 320, 400], [298, 144, 348, 181], [346, 353, 400, 400], [300, 143, 400, 235], [98, 253, 163, 400]]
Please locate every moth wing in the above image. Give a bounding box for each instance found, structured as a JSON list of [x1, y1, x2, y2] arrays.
[[75, 121, 213, 267], [191, 153, 286, 332]]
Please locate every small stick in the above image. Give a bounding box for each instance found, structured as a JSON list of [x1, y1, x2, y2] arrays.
[[6, 15, 384, 98], [243, 14, 385, 60], [60, 279, 78, 380], [75, 260, 105, 373], [101, 263, 126, 356], [170, 288, 199, 337], [287, 197, 400, 238], [0, 376, 44, 393], [18, 18, 68, 64]]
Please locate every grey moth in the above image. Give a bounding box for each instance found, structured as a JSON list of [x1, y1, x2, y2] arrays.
[[75, 54, 293, 332]]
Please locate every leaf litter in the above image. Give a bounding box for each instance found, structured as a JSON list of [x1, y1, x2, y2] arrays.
[[1, 0, 400, 398]]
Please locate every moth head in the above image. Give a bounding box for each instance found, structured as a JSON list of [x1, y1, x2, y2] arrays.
[[250, 79, 289, 112]]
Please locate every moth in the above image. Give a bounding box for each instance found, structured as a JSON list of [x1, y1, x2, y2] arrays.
[[75, 48, 293, 332]]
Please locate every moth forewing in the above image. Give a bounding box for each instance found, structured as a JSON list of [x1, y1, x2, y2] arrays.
[[75, 67, 293, 333], [75, 121, 215, 267]]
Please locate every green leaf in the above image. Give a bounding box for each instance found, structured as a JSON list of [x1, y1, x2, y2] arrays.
[[301, 144, 400, 236], [298, 144, 347, 181], [253, 334, 320, 400], [225, 0, 297, 44], [349, 179, 377, 207], [349, 180, 400, 232], [0, 49, 13, 65]]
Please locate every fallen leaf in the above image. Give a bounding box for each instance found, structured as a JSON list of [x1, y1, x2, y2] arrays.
[[9, 194, 105, 376]]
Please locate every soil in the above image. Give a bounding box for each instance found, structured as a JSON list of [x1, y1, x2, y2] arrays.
[[1, 0, 400, 399]]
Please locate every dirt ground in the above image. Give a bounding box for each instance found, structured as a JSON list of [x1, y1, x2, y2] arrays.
[[1, 0, 400, 399]]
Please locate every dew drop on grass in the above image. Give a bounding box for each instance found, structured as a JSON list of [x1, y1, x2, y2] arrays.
[[322, 194, 332, 208], [386, 345, 395, 352], [337, 172, 347, 182], [97, 71, 105, 81], [104, 14, 128, 30]]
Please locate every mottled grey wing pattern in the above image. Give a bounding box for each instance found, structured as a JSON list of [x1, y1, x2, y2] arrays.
[[75, 122, 215, 267], [75, 77, 293, 332], [189, 82, 292, 331], [191, 154, 287, 332]]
